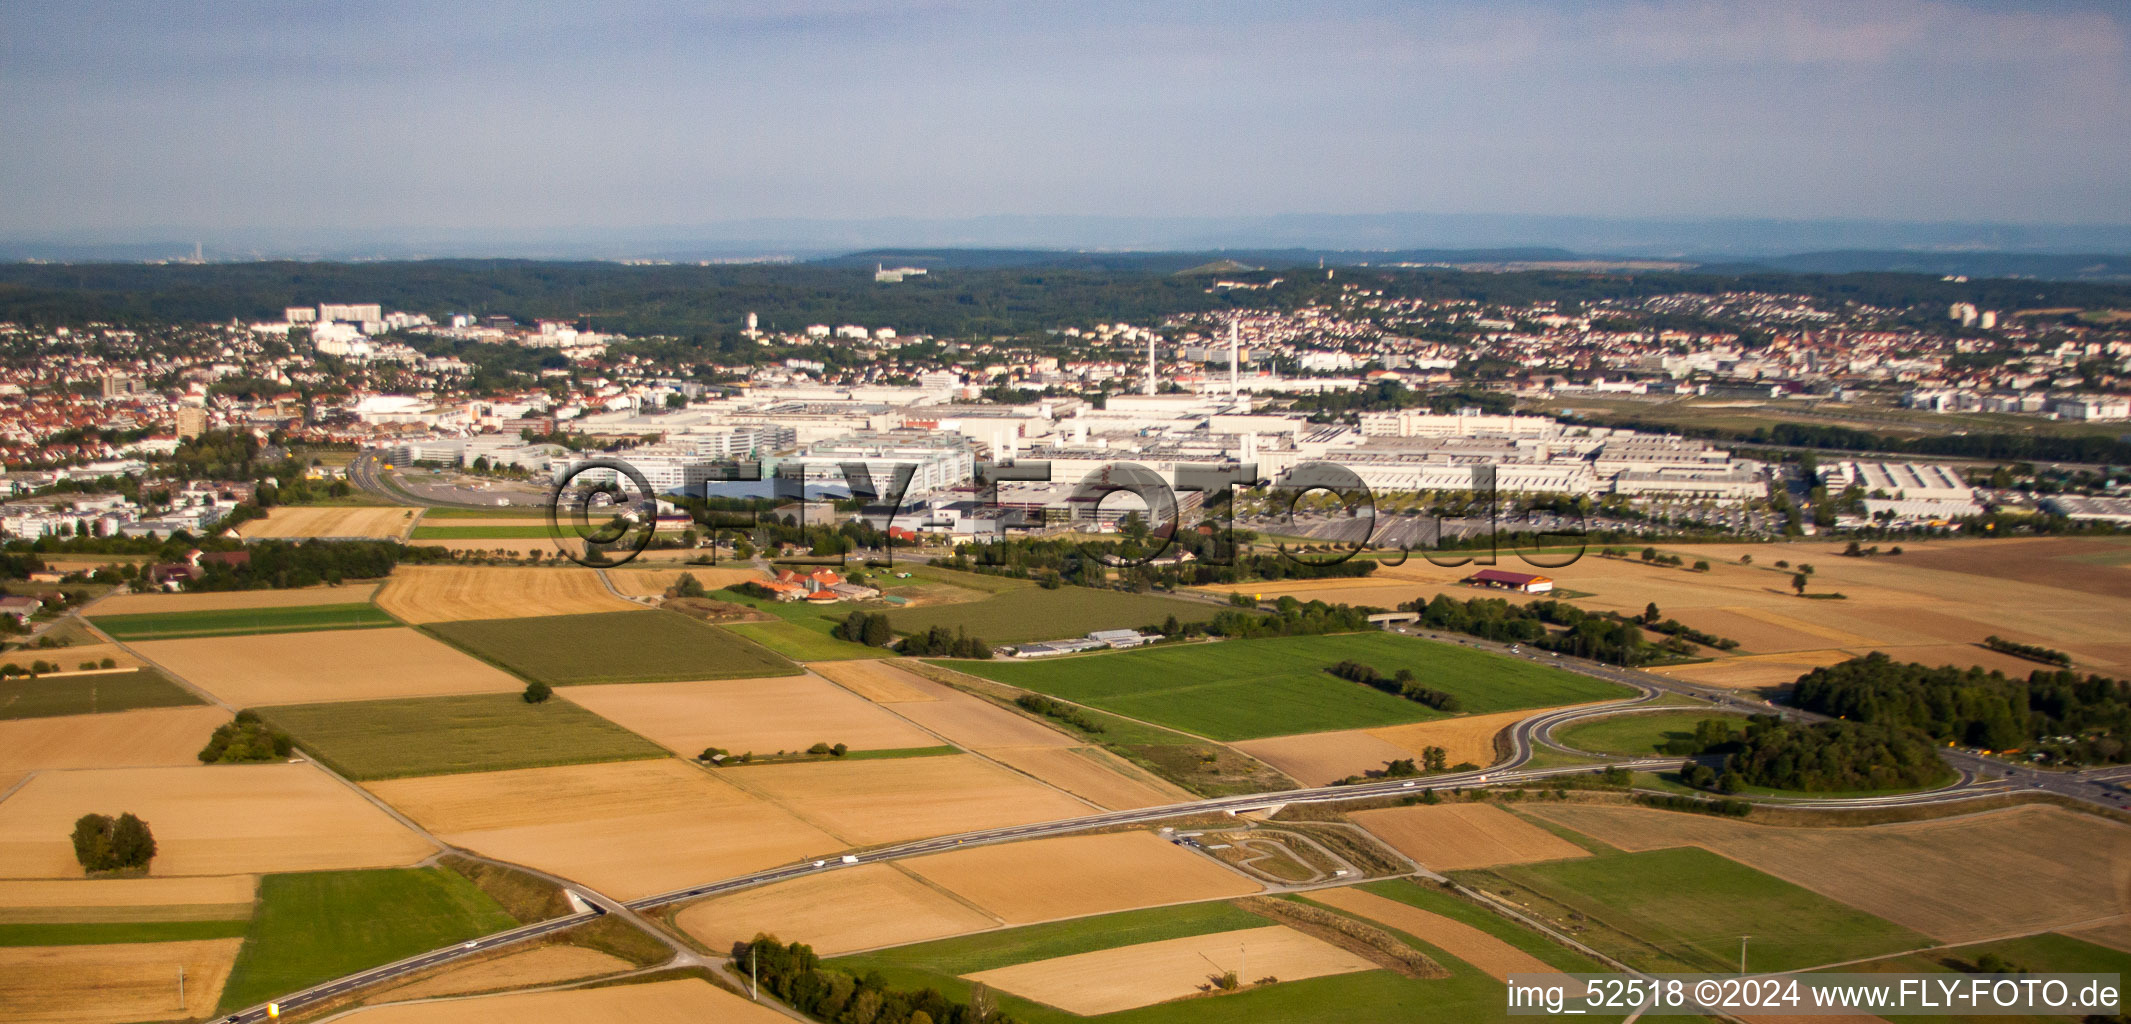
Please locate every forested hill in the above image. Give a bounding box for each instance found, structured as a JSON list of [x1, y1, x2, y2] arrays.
[[3, 257, 2130, 338]]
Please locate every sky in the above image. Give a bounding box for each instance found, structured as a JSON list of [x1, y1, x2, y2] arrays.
[[2, 0, 2128, 246]]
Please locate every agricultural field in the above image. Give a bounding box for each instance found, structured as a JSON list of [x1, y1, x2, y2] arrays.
[[676, 862, 1000, 956], [812, 658, 940, 702], [333, 977, 794, 1024], [1526, 803, 2131, 943], [946, 632, 1631, 741], [132, 628, 523, 706], [0, 706, 229, 788], [376, 565, 642, 623], [900, 831, 1260, 925], [1236, 704, 1603, 785], [721, 619, 885, 661], [88, 583, 381, 616], [217, 867, 517, 1012], [0, 937, 243, 1024], [426, 610, 799, 686], [1473, 845, 1931, 972], [1552, 709, 1751, 756], [729, 754, 1096, 846], [407, 523, 555, 539], [365, 758, 836, 900], [258, 694, 669, 780], [88, 601, 396, 640], [372, 944, 632, 1001], [605, 566, 766, 597], [0, 668, 200, 721], [886, 586, 1218, 644], [0, 875, 257, 925], [558, 675, 941, 757], [236, 505, 418, 540], [978, 745, 1192, 810], [964, 923, 1376, 1015], [1303, 886, 1554, 982], [0, 764, 434, 878], [1350, 803, 1591, 871]]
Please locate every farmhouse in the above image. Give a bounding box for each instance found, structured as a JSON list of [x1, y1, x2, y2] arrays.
[[0, 595, 42, 622], [1462, 568, 1554, 594]]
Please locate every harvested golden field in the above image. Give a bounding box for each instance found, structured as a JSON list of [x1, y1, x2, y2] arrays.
[[0, 707, 229, 779], [0, 874, 255, 923], [375, 945, 634, 1001], [133, 628, 522, 706], [964, 924, 1376, 1016], [812, 659, 940, 703], [979, 746, 1192, 810], [561, 675, 940, 756], [677, 863, 998, 955], [0, 764, 433, 878], [1527, 803, 2131, 943], [731, 754, 1093, 846], [404, 536, 579, 557], [1652, 649, 1857, 690], [1306, 886, 1551, 981], [904, 831, 1260, 925], [1237, 706, 1583, 785], [883, 686, 1077, 749], [91, 584, 381, 616], [0, 938, 242, 1024], [377, 566, 643, 623], [1350, 803, 1589, 871], [29, 642, 139, 669], [237, 505, 416, 540], [604, 566, 766, 598], [367, 758, 836, 901], [339, 977, 793, 1024]]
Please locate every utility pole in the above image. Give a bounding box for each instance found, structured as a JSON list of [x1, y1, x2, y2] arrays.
[[751, 950, 759, 1000], [1240, 942, 1247, 987], [1740, 935, 1750, 974], [177, 965, 185, 1010]]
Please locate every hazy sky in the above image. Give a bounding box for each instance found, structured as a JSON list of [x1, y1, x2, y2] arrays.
[[3, 0, 2128, 238]]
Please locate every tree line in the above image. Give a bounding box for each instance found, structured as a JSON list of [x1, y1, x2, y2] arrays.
[[1668, 713, 1950, 794], [734, 934, 1015, 1024], [1326, 659, 1461, 711], [197, 711, 293, 764], [1789, 652, 2129, 766]]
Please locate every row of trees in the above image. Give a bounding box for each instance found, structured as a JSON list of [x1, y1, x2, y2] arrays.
[[1403, 593, 1672, 665], [1981, 635, 2072, 668], [1789, 653, 2129, 765], [734, 934, 1014, 1024], [72, 812, 156, 873], [1326, 659, 1462, 711], [184, 540, 401, 591], [895, 625, 993, 659], [831, 611, 894, 647], [1668, 713, 1950, 793], [1014, 694, 1105, 733]]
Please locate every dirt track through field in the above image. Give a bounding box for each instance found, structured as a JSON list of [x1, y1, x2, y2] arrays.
[[904, 831, 1260, 924], [1350, 803, 1589, 871], [0, 763, 433, 878], [677, 862, 998, 955], [963, 924, 1376, 1015], [1304, 886, 1553, 981], [0, 937, 243, 1024], [1527, 803, 2131, 943], [133, 628, 523, 706], [377, 566, 643, 622]]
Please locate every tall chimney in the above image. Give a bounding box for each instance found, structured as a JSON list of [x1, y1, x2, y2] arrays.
[[1145, 334, 1156, 396], [1229, 321, 1240, 398]]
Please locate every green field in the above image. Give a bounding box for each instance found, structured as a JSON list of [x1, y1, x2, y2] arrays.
[[834, 897, 1621, 1024], [0, 920, 250, 945], [1477, 846, 1930, 973], [419, 506, 547, 519], [217, 868, 517, 1012], [0, 668, 200, 720], [943, 632, 1633, 741], [258, 693, 668, 780], [1553, 710, 1748, 756], [721, 620, 882, 661], [426, 609, 800, 685], [89, 602, 398, 640], [886, 587, 1218, 644], [409, 524, 555, 539]]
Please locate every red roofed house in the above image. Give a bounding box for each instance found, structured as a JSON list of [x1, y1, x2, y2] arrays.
[[1462, 568, 1554, 594]]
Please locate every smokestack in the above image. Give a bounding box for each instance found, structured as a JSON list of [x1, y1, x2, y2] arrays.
[[1145, 334, 1156, 396]]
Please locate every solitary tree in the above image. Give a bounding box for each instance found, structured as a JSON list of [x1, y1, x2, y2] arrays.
[[1791, 572, 1808, 596], [523, 680, 553, 704], [861, 613, 891, 647], [1643, 602, 1661, 624]]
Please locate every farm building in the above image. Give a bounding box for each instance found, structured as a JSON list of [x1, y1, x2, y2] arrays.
[[1461, 568, 1554, 594], [1087, 629, 1158, 649]]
